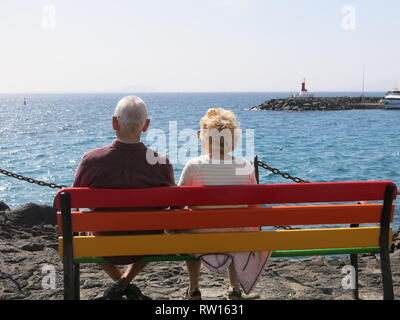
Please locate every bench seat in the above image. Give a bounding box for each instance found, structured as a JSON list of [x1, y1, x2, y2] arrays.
[[55, 181, 397, 300]]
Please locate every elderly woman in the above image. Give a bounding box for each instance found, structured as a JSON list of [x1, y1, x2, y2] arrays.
[[178, 108, 271, 300]]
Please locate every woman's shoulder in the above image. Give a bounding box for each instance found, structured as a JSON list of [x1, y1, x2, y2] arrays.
[[231, 156, 252, 164], [183, 155, 254, 168], [184, 154, 210, 166], [230, 157, 256, 178]]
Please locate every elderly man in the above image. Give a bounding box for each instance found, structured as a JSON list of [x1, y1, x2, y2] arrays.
[[73, 96, 175, 300]]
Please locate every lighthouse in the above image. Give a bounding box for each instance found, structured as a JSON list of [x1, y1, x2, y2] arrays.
[[301, 79, 307, 92], [292, 79, 314, 98]]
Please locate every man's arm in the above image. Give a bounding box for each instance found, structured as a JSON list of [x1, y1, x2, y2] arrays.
[[73, 153, 92, 187], [165, 160, 176, 187]]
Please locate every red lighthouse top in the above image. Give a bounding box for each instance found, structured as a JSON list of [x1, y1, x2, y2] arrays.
[[301, 79, 308, 92], [292, 78, 314, 98]]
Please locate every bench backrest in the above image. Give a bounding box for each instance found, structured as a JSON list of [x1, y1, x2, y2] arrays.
[[55, 181, 397, 258]]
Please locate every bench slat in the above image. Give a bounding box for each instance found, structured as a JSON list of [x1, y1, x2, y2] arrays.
[[73, 247, 382, 264], [59, 227, 387, 258], [57, 204, 393, 233], [54, 182, 397, 208]]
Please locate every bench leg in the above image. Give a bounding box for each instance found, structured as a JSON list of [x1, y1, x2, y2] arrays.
[[63, 260, 80, 300], [350, 253, 359, 300], [63, 258, 75, 300], [380, 248, 394, 300], [73, 262, 80, 300], [350, 224, 359, 300], [379, 185, 395, 300], [61, 192, 76, 300]]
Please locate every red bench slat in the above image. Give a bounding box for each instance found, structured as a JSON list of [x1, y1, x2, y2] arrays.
[[54, 181, 397, 209]]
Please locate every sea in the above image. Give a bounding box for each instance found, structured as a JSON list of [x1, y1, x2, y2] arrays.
[[1, 92, 399, 228]]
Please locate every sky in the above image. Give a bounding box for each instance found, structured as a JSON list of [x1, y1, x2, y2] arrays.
[[0, 0, 399, 93]]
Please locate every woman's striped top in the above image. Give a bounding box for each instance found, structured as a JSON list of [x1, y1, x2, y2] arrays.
[[178, 154, 257, 187]]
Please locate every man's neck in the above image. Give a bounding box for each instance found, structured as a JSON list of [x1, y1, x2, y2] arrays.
[[116, 135, 141, 144], [115, 128, 142, 144]]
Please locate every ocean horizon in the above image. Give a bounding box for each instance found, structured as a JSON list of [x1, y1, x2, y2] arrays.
[[0, 91, 388, 95]]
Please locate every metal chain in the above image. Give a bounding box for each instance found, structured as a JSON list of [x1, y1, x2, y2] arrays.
[[0, 169, 64, 237], [0, 168, 67, 189], [255, 160, 310, 184], [255, 159, 306, 230], [255, 160, 399, 196]]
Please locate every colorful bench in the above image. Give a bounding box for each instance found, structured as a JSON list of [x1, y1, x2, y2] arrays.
[[55, 181, 397, 300]]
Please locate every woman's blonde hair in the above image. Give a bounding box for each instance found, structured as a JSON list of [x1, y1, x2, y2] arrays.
[[199, 108, 240, 155]]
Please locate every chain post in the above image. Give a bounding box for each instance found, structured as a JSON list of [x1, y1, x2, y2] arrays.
[[254, 157, 306, 230]]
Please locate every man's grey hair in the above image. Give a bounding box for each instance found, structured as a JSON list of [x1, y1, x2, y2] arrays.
[[113, 96, 148, 131]]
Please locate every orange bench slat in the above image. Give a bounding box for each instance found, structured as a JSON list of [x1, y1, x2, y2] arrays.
[[57, 204, 394, 233]]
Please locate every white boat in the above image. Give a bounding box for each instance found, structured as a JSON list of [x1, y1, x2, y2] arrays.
[[383, 89, 400, 109]]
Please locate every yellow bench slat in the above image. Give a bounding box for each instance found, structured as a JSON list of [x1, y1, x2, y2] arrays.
[[58, 227, 388, 258]]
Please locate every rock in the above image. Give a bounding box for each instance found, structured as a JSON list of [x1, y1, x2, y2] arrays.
[[0, 245, 21, 254], [82, 280, 104, 289], [19, 243, 45, 252], [0, 201, 11, 211], [3, 203, 57, 228]]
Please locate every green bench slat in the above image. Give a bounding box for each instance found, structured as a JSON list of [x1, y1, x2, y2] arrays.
[[271, 247, 380, 257], [73, 247, 381, 264]]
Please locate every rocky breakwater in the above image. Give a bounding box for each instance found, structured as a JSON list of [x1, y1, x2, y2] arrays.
[[251, 97, 383, 111]]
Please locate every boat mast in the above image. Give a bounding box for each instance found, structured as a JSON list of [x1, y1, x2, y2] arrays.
[[361, 66, 365, 103]]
